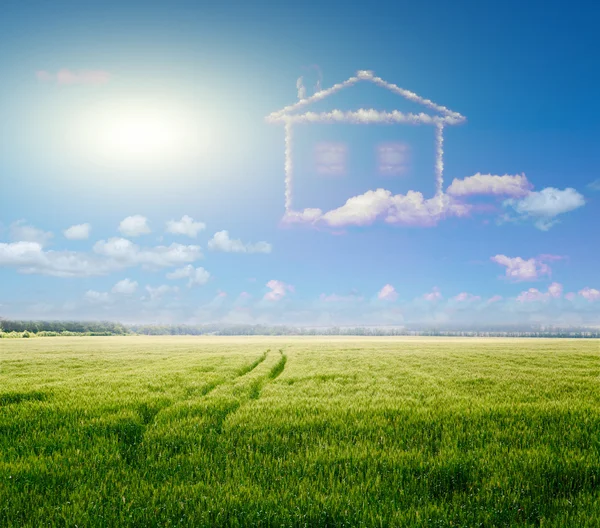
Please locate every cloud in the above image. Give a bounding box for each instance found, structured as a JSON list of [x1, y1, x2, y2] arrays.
[[264, 280, 294, 301], [36, 69, 111, 85], [447, 173, 532, 198], [491, 255, 553, 282], [144, 284, 179, 300], [10, 221, 53, 247], [503, 187, 585, 230], [516, 282, 563, 303], [0, 241, 106, 278], [423, 287, 442, 301], [296, 76, 306, 100], [166, 215, 206, 238], [321, 189, 392, 227], [486, 295, 503, 304], [377, 284, 398, 301], [207, 230, 272, 254], [452, 292, 481, 302], [315, 142, 347, 175], [93, 238, 202, 269], [64, 223, 91, 240], [118, 215, 151, 237], [84, 290, 111, 304], [587, 179, 600, 191], [0, 234, 205, 278], [284, 189, 470, 229], [377, 142, 410, 176], [111, 278, 138, 295], [579, 287, 600, 301], [166, 265, 210, 287]]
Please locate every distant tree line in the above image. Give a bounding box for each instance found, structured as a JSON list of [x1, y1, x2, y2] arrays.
[[0, 319, 128, 337], [1, 319, 599, 338]]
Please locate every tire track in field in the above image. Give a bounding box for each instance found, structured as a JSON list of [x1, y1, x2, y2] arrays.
[[116, 349, 272, 464]]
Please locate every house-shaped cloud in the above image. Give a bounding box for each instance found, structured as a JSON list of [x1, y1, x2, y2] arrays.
[[266, 70, 467, 226]]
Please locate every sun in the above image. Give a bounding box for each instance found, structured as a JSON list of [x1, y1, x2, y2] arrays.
[[72, 97, 209, 170]]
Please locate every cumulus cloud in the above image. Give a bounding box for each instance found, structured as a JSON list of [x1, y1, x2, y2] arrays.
[[0, 241, 105, 277], [284, 190, 470, 228], [207, 231, 272, 254], [503, 187, 585, 230], [0, 235, 205, 278], [377, 284, 398, 301], [491, 254, 554, 282], [118, 215, 151, 237], [579, 287, 600, 301], [446, 173, 532, 198], [264, 280, 294, 301], [166, 265, 210, 287], [166, 215, 206, 238], [423, 287, 442, 301], [93, 238, 202, 269], [36, 69, 111, 85], [84, 290, 111, 304], [453, 292, 481, 302], [111, 278, 138, 295], [10, 221, 53, 247], [516, 282, 563, 303], [64, 223, 91, 240]]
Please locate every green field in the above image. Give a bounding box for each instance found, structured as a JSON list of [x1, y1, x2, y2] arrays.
[[1, 336, 599, 527]]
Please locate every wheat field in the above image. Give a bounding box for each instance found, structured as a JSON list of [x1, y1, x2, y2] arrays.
[[1, 336, 599, 527]]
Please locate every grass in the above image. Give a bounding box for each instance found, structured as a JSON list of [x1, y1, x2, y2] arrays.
[[0, 336, 599, 527]]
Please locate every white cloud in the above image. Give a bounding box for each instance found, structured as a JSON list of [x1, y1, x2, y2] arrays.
[[423, 287, 442, 301], [491, 255, 553, 282], [264, 280, 294, 301], [503, 187, 585, 230], [84, 290, 111, 304], [516, 282, 563, 303], [118, 215, 151, 237], [64, 223, 91, 240], [285, 190, 470, 228], [207, 231, 272, 254], [486, 295, 503, 305], [321, 189, 392, 227], [166, 215, 206, 238], [111, 278, 138, 295], [144, 284, 179, 300], [377, 284, 398, 301], [446, 173, 531, 198], [93, 238, 202, 269], [296, 76, 306, 100], [0, 235, 203, 278], [10, 221, 53, 247], [452, 292, 481, 302], [579, 287, 600, 301], [0, 241, 108, 278], [386, 191, 470, 226], [166, 264, 210, 287]]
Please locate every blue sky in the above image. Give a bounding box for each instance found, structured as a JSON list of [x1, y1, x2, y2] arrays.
[[1, 0, 599, 326]]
